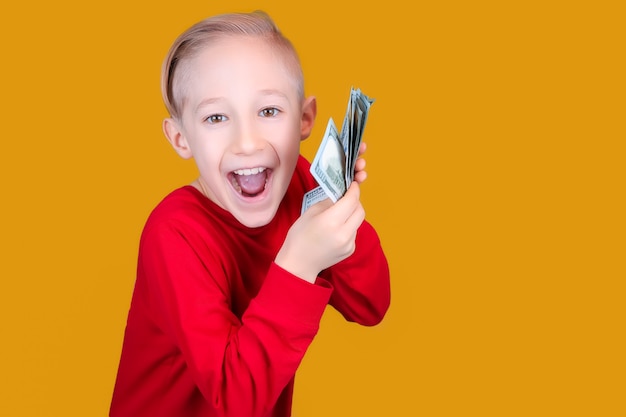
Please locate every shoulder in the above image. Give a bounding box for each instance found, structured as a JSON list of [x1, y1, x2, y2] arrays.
[[145, 186, 205, 227], [137, 186, 235, 266], [140, 186, 225, 243]]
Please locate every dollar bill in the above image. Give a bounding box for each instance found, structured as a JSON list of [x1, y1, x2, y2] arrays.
[[309, 117, 346, 203], [303, 87, 374, 212], [301, 185, 328, 214], [348, 89, 373, 180]]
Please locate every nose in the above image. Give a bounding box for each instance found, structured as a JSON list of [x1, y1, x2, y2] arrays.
[[232, 118, 264, 155]]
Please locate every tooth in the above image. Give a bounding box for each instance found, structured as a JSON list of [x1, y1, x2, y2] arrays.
[[234, 167, 266, 176]]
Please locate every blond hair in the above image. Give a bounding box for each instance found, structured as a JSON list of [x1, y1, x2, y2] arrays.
[[161, 10, 305, 120]]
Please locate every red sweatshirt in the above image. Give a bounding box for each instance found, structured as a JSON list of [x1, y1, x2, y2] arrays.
[[110, 156, 390, 417]]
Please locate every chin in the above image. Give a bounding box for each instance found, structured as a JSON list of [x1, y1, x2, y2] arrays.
[[233, 206, 279, 229]]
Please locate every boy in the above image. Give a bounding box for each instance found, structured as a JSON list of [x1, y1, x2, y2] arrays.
[[110, 10, 390, 417]]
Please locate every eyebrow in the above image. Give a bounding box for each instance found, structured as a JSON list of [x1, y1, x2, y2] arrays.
[[258, 89, 290, 100], [193, 89, 292, 114], [194, 97, 225, 114]]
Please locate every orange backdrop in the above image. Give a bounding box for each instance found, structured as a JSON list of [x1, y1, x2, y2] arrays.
[[0, 1, 624, 416]]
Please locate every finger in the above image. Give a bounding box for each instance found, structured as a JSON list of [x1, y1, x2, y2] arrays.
[[344, 200, 365, 234], [354, 157, 366, 172], [340, 184, 366, 235], [354, 169, 367, 184], [354, 157, 367, 184], [330, 182, 361, 222]]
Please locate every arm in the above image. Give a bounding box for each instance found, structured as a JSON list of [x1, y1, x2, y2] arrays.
[[322, 220, 391, 326], [275, 180, 389, 326], [142, 221, 332, 417], [324, 141, 390, 325], [296, 142, 390, 325]]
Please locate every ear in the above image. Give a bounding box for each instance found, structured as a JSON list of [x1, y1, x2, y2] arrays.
[[163, 118, 193, 159], [300, 96, 317, 141]]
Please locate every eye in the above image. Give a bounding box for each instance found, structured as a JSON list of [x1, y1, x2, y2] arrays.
[[259, 107, 280, 118], [205, 114, 227, 124]]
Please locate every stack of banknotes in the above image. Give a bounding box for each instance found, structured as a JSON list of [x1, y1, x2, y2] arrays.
[[302, 87, 375, 213]]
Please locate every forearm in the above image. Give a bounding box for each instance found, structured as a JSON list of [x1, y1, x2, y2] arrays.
[[323, 220, 391, 326], [153, 262, 332, 417]]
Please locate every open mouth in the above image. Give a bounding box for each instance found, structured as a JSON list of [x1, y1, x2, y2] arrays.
[[229, 167, 270, 198]]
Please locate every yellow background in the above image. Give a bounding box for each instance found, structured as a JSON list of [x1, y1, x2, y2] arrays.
[[1, 1, 624, 416]]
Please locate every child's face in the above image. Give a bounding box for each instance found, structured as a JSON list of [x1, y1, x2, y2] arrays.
[[165, 36, 315, 228]]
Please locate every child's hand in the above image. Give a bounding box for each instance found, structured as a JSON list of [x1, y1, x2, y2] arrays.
[[275, 182, 365, 283], [353, 142, 367, 184]]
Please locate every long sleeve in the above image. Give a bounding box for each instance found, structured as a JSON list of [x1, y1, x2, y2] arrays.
[[322, 220, 391, 326], [111, 211, 332, 417], [293, 155, 391, 326], [111, 156, 391, 417]]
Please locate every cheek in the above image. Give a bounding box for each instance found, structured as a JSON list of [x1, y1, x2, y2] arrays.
[[265, 122, 300, 155], [279, 131, 301, 161], [285, 121, 303, 150], [190, 139, 224, 173]]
